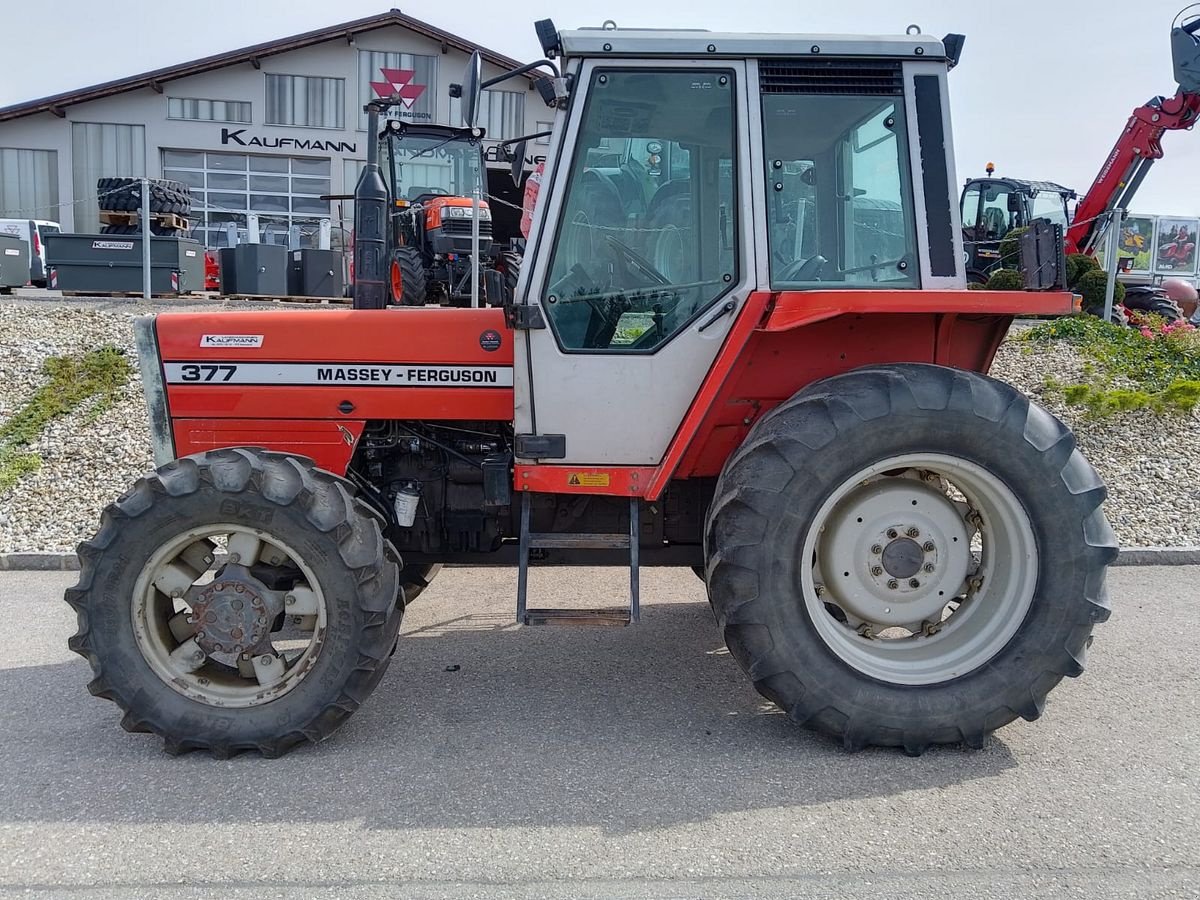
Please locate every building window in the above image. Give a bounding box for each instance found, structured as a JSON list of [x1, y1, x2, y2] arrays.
[[357, 50, 437, 130], [265, 75, 345, 129], [168, 97, 252, 124], [450, 89, 526, 141], [72, 122, 145, 232], [535, 121, 553, 145], [163, 149, 332, 248], [0, 148, 59, 220]]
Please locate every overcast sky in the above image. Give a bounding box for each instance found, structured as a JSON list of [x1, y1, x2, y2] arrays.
[[2, 0, 1199, 215]]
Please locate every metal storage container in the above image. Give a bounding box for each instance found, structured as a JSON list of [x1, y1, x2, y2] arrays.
[[0, 234, 30, 290], [44, 234, 204, 294], [218, 244, 288, 296], [288, 249, 343, 298]]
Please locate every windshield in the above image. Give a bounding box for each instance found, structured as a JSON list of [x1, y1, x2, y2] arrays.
[[381, 132, 484, 201], [1029, 191, 1069, 231]]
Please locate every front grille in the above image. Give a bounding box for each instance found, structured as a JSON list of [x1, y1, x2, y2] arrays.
[[759, 59, 904, 96], [440, 219, 493, 237]]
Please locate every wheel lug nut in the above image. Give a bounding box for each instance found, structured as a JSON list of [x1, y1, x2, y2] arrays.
[[887, 529, 898, 539], [870, 544, 882, 555], [887, 579, 898, 590], [871, 566, 883, 576], [909, 578, 921, 588], [907, 527, 920, 538], [923, 541, 935, 552], [924, 563, 935, 573]]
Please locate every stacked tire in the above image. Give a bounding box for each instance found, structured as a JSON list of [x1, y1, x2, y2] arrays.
[[96, 177, 191, 236]]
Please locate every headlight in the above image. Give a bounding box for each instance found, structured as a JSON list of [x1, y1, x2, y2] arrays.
[[445, 206, 491, 220]]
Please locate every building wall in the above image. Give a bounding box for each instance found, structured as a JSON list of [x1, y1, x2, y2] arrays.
[[0, 24, 552, 243]]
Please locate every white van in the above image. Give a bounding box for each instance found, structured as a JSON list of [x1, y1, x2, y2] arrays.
[[0, 219, 61, 286]]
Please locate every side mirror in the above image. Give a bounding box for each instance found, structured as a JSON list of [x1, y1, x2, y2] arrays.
[[461, 51, 483, 129], [509, 141, 527, 186]]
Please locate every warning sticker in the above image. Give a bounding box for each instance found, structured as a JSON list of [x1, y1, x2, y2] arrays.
[[567, 473, 611, 487]]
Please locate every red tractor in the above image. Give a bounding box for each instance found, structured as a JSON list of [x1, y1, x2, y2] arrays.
[[67, 21, 1117, 758]]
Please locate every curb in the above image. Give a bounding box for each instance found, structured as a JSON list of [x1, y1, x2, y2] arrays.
[[1110, 547, 1200, 566], [1, 548, 1199, 572]]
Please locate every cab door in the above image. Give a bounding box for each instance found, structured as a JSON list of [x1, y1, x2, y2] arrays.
[[512, 60, 756, 466]]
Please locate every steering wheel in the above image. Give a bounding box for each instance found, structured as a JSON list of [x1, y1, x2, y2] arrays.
[[777, 254, 828, 283], [604, 235, 672, 287]]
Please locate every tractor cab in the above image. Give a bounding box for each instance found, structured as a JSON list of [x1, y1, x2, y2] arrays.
[[960, 173, 1074, 282], [377, 122, 494, 305]]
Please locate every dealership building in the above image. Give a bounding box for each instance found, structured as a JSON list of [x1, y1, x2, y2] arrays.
[[0, 10, 550, 247]]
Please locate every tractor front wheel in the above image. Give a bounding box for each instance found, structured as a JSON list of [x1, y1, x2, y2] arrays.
[[65, 449, 403, 757], [389, 246, 427, 306], [704, 364, 1118, 754]]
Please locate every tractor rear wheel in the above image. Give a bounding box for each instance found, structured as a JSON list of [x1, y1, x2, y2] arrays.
[[65, 448, 402, 757], [704, 364, 1117, 754], [389, 246, 427, 306]]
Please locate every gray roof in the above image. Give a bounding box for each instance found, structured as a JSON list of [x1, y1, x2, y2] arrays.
[[558, 28, 948, 61], [0, 9, 526, 123]]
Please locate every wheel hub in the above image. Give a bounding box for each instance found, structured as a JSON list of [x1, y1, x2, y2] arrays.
[[187, 567, 279, 664], [881, 537, 924, 579], [817, 479, 971, 629]]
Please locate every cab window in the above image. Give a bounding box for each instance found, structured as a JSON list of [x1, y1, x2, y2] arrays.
[[543, 69, 737, 351], [764, 94, 918, 289]]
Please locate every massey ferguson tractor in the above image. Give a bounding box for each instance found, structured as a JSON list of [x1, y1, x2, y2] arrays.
[[67, 21, 1118, 759]]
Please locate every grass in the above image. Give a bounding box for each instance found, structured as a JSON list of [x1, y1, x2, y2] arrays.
[[0, 347, 132, 492], [1022, 315, 1200, 418]]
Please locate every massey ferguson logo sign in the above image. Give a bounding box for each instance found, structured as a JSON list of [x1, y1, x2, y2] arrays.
[[371, 68, 433, 121]]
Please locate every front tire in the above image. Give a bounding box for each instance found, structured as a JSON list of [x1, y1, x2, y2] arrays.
[[704, 364, 1118, 754], [389, 246, 427, 306], [65, 448, 402, 758]]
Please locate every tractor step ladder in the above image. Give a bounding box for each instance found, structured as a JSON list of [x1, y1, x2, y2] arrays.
[[516, 491, 640, 626]]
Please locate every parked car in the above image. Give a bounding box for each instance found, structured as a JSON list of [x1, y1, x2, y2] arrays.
[[0, 219, 61, 286]]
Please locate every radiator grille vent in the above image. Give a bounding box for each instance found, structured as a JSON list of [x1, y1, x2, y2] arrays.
[[759, 59, 904, 96]]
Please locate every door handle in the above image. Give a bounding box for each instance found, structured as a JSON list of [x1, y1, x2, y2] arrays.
[[698, 300, 737, 332]]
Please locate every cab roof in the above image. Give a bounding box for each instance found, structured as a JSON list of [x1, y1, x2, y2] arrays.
[[558, 28, 949, 62]]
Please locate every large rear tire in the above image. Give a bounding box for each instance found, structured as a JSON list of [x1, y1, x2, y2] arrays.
[[704, 364, 1118, 754], [65, 448, 403, 758]]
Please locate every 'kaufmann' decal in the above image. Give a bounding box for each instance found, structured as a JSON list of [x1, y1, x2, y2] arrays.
[[164, 362, 513, 387], [200, 334, 263, 348]]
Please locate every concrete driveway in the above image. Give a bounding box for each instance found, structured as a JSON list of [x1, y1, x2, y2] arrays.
[[0, 565, 1197, 899]]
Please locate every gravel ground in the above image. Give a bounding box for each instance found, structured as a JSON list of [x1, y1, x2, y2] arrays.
[[1, 301, 1197, 551]]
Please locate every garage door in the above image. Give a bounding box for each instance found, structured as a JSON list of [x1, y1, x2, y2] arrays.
[[162, 149, 331, 248]]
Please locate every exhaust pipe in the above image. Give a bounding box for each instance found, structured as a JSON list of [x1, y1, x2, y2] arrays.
[[353, 102, 390, 309]]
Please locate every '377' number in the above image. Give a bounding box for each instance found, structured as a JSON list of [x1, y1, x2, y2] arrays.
[[180, 364, 237, 382]]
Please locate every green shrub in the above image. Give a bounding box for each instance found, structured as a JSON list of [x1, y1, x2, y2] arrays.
[[966, 281, 988, 290], [1074, 268, 1126, 314], [985, 268, 1025, 291], [999, 226, 1028, 268], [1065, 253, 1100, 289]]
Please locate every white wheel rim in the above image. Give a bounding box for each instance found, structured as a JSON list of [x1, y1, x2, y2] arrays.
[[800, 453, 1038, 685], [131, 524, 328, 708]]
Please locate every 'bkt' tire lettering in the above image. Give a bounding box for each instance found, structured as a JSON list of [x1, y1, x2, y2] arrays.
[[218, 499, 274, 525]]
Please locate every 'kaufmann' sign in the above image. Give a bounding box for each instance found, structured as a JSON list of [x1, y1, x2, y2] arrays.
[[220, 128, 356, 154]]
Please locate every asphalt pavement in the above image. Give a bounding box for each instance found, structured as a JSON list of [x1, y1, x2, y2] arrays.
[[0, 565, 1197, 899]]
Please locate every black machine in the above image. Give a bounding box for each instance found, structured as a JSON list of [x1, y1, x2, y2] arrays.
[[960, 172, 1075, 283]]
